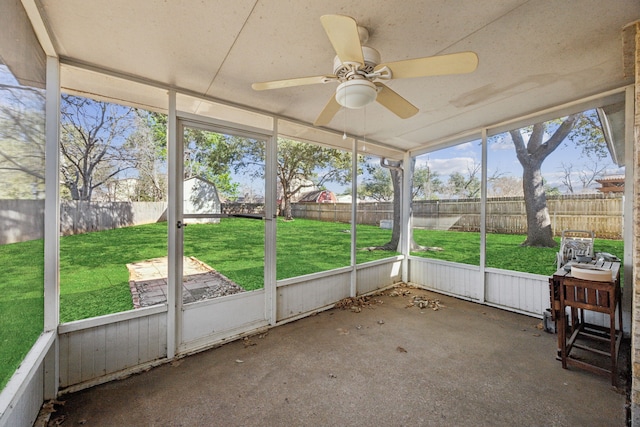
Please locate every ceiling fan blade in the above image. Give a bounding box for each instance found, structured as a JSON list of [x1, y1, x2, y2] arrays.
[[320, 15, 364, 65], [314, 94, 342, 126], [375, 51, 478, 79], [374, 82, 418, 119], [252, 75, 337, 91]]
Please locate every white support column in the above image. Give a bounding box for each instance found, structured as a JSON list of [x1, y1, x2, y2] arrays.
[[479, 128, 488, 303], [628, 19, 640, 426], [350, 138, 358, 297], [43, 55, 60, 399], [43, 57, 60, 334], [401, 151, 412, 282], [624, 85, 635, 335], [265, 121, 278, 325], [166, 90, 179, 359]]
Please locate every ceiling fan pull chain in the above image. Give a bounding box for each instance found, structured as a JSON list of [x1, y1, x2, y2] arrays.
[[342, 83, 348, 140], [362, 106, 366, 151]]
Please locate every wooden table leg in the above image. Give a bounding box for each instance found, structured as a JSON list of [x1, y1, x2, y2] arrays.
[[559, 300, 567, 369]]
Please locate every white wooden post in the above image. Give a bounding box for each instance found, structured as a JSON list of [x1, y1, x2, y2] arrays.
[[43, 55, 61, 399], [401, 151, 411, 282], [479, 128, 487, 303], [350, 138, 358, 297], [265, 120, 278, 325], [167, 90, 179, 359]]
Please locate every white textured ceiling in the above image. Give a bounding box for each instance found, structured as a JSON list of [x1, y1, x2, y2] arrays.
[[37, 0, 639, 153]]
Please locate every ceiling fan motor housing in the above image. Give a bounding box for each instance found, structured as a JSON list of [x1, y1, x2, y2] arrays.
[[333, 46, 381, 79]]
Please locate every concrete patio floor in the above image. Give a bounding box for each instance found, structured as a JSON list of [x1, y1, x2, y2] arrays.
[[50, 285, 628, 426]]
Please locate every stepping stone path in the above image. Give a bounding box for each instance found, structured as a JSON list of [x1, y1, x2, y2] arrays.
[[127, 256, 244, 308]]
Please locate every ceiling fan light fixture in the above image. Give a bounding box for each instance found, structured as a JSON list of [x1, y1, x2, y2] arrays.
[[336, 79, 378, 109]]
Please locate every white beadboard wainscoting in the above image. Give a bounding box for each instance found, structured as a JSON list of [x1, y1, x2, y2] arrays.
[[276, 268, 352, 322], [408, 257, 483, 302], [0, 332, 55, 427], [58, 305, 168, 390], [408, 257, 621, 330], [356, 256, 403, 295], [180, 290, 269, 355]]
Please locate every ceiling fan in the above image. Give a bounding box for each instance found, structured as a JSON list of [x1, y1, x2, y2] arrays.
[[252, 14, 479, 126]]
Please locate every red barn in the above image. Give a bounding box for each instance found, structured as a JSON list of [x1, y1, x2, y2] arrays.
[[298, 189, 337, 203]]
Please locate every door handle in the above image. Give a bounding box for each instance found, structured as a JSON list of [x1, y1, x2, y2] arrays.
[[177, 221, 188, 229]]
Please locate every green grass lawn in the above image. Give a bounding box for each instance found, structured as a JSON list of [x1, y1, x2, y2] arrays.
[[58, 218, 398, 322], [413, 229, 623, 277], [0, 218, 624, 391], [0, 239, 44, 395]]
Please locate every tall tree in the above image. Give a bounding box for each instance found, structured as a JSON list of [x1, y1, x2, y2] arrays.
[[148, 113, 243, 200], [488, 176, 523, 197], [383, 160, 403, 251], [509, 109, 610, 247], [361, 161, 442, 201], [243, 138, 351, 220], [124, 111, 167, 201], [559, 156, 610, 194], [509, 114, 579, 247], [183, 131, 243, 200], [0, 80, 45, 198], [443, 161, 480, 199], [359, 164, 393, 201], [558, 162, 576, 194], [60, 95, 136, 200], [363, 158, 442, 253], [412, 163, 442, 200]]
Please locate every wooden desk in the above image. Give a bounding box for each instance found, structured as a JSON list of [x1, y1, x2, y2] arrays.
[[549, 261, 622, 386]]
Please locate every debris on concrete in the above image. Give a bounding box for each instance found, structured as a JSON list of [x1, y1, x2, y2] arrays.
[[396, 346, 407, 353], [406, 295, 445, 311], [388, 288, 412, 297], [337, 284, 445, 314], [34, 399, 65, 427], [335, 295, 383, 310]]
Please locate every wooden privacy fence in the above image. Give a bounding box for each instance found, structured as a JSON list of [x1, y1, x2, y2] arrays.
[[0, 194, 623, 244], [290, 194, 624, 239], [291, 202, 392, 224], [60, 201, 167, 236], [0, 200, 168, 244]]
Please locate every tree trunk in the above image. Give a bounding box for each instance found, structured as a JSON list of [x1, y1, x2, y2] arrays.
[[386, 168, 402, 251], [282, 194, 293, 221], [521, 162, 556, 247], [509, 115, 578, 248], [365, 163, 442, 252]]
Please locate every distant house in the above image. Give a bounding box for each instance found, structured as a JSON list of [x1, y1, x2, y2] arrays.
[[183, 177, 221, 223], [596, 175, 625, 194], [298, 189, 337, 203]]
